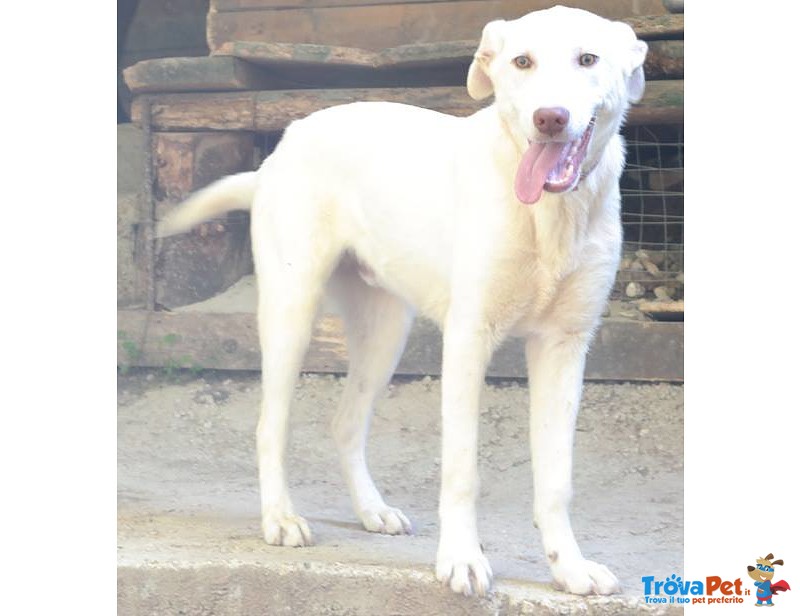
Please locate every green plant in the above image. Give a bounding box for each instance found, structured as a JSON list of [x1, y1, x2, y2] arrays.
[[118, 331, 140, 374]]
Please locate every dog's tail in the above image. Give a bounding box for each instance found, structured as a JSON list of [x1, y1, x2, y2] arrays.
[[156, 171, 259, 238]]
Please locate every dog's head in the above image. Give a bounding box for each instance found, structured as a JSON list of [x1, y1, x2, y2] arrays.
[[747, 554, 783, 582], [467, 6, 647, 204]]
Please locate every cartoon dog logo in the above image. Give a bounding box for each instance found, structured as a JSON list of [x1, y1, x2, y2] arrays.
[[747, 553, 791, 606]]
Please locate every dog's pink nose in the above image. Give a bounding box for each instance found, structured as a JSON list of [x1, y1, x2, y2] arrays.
[[534, 107, 570, 137]]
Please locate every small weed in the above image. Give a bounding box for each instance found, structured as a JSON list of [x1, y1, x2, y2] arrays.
[[118, 331, 141, 374], [119, 329, 204, 379], [162, 333, 181, 346]]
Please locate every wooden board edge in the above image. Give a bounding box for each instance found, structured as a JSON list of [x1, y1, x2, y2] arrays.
[[213, 38, 680, 73], [130, 80, 683, 130], [118, 310, 683, 382]]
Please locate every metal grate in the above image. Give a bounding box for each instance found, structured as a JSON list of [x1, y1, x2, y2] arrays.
[[615, 125, 684, 301]]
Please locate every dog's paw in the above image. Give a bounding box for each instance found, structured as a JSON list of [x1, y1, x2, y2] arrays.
[[360, 506, 413, 535], [262, 511, 313, 547], [436, 543, 493, 597], [551, 557, 620, 595]]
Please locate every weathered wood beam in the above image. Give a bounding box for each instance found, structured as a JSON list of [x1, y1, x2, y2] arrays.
[[207, 2, 673, 52], [623, 14, 684, 39], [123, 57, 276, 94], [125, 40, 680, 94], [212, 0, 668, 10], [131, 80, 683, 131], [216, 39, 682, 74]]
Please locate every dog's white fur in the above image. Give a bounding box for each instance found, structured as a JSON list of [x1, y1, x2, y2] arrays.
[[159, 6, 647, 597]]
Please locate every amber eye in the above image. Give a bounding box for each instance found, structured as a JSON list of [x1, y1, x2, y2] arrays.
[[579, 53, 599, 67], [513, 55, 532, 69]]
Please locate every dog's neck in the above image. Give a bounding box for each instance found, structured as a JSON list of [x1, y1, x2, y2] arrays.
[[473, 104, 624, 280]]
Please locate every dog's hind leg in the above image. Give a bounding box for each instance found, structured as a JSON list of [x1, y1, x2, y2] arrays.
[[251, 185, 343, 547], [327, 262, 415, 535]]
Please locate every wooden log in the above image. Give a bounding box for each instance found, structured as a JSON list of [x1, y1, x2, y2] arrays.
[[131, 79, 683, 131], [124, 56, 277, 94], [151, 132, 256, 308], [207, 1, 669, 53], [117, 310, 684, 381]]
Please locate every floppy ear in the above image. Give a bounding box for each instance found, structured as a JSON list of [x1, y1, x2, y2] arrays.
[[613, 22, 648, 103], [626, 40, 648, 102], [467, 20, 506, 100]]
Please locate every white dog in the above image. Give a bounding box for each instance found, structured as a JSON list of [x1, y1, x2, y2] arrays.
[[159, 5, 647, 597]]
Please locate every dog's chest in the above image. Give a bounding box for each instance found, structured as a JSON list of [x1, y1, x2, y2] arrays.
[[485, 197, 603, 334]]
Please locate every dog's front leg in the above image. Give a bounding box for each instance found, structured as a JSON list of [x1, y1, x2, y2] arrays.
[[435, 316, 494, 597], [525, 332, 620, 595]]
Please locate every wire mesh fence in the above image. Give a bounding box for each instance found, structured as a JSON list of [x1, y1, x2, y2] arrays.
[[616, 124, 684, 302]]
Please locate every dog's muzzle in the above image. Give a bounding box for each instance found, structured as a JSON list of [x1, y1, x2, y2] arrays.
[[514, 116, 596, 205]]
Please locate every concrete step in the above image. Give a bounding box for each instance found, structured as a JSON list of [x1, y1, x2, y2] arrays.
[[118, 372, 683, 615]]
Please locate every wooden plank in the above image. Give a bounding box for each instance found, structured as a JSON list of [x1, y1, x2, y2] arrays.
[[207, 1, 670, 52], [216, 39, 684, 73], [639, 300, 684, 321], [217, 38, 682, 75], [623, 14, 684, 39], [133, 91, 263, 131], [379, 39, 475, 68], [207, 2, 525, 52], [211, 42, 475, 89], [213, 0, 514, 8], [151, 132, 256, 307], [219, 39, 683, 74], [215, 41, 380, 68], [117, 310, 683, 381], [131, 87, 475, 130], [131, 80, 683, 131], [124, 57, 276, 94], [124, 39, 681, 95], [214, 0, 468, 8], [212, 0, 667, 14]]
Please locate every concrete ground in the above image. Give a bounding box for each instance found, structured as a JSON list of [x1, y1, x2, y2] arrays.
[[118, 371, 683, 615]]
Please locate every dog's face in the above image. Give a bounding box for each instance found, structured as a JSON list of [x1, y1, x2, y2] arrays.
[[467, 6, 647, 204], [748, 555, 783, 582]]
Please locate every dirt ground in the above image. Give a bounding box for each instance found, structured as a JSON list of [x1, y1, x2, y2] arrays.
[[118, 370, 683, 614]]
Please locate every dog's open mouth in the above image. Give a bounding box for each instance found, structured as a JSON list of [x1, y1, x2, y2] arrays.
[[514, 116, 596, 205]]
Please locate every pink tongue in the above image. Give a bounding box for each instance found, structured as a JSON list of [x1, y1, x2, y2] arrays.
[[514, 141, 568, 204]]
